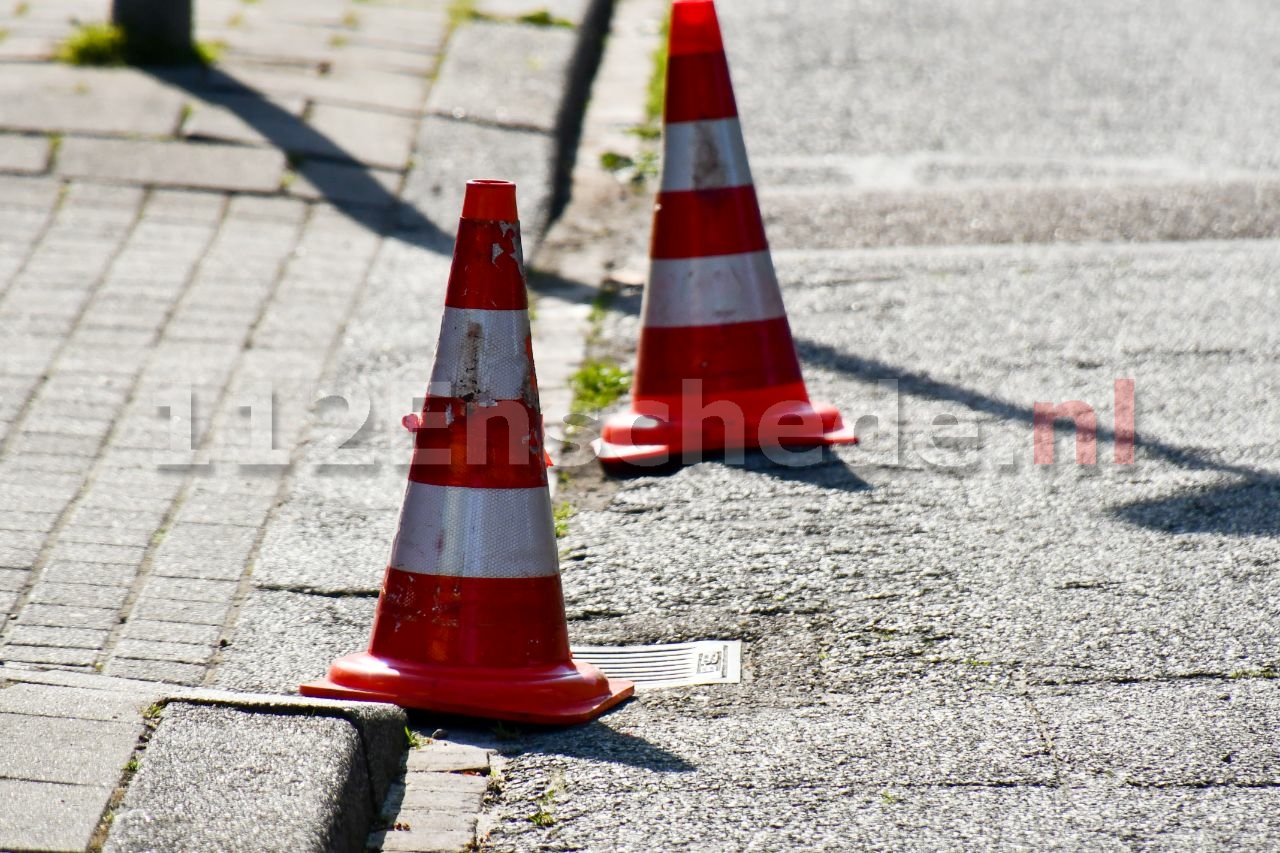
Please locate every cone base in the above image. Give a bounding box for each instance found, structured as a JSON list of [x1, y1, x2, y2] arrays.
[[595, 398, 858, 468], [300, 652, 634, 725]]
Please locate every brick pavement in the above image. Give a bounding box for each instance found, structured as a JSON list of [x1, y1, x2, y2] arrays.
[[0, 0, 606, 848]]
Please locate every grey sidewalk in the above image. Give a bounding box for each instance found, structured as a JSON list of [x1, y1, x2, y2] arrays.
[[0, 0, 609, 849]]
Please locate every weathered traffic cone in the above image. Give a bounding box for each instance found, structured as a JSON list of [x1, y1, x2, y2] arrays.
[[301, 180, 633, 724], [596, 0, 856, 467]]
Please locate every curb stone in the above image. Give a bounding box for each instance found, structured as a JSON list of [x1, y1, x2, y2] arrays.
[[103, 701, 404, 853], [0, 666, 406, 853]]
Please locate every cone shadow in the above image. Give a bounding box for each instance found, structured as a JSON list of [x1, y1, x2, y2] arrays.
[[408, 712, 696, 773], [730, 446, 871, 493], [602, 446, 870, 493], [1109, 477, 1280, 538]]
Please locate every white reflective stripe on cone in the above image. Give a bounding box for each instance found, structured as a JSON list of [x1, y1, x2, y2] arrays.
[[390, 481, 559, 578], [643, 250, 787, 328], [660, 118, 754, 193], [428, 307, 533, 401]]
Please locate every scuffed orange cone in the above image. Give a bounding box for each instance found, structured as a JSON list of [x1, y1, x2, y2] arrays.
[[596, 0, 856, 468], [301, 180, 633, 724]]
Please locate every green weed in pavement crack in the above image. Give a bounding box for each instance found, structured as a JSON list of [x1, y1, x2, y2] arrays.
[[518, 10, 575, 28], [553, 501, 574, 538], [57, 22, 223, 66], [569, 360, 630, 413], [600, 151, 635, 173], [530, 772, 562, 827], [57, 23, 127, 66]]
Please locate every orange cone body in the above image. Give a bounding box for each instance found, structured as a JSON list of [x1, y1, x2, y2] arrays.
[[301, 180, 633, 724], [596, 0, 856, 467]]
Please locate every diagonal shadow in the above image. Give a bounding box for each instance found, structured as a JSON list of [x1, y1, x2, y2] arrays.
[[534, 279, 1276, 516], [151, 66, 455, 253], [1109, 478, 1280, 538], [410, 714, 696, 773], [793, 337, 1268, 480], [794, 337, 1280, 536]]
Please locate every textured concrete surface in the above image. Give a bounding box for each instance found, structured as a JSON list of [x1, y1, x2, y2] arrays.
[[104, 703, 376, 853], [427, 22, 579, 132], [467, 1, 1280, 851]]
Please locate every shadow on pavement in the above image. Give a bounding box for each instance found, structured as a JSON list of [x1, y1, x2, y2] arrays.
[[728, 447, 870, 493], [599, 446, 869, 494], [795, 337, 1280, 534], [518, 720, 696, 772], [423, 714, 696, 773], [794, 337, 1269, 480], [1109, 478, 1280, 538], [150, 66, 455, 253]]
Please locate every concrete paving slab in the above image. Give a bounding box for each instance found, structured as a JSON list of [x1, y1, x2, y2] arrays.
[[0, 174, 61, 209], [0, 682, 151, 723], [0, 711, 139, 786], [426, 21, 577, 132], [0, 778, 113, 853], [180, 62, 434, 115], [0, 66, 187, 137], [57, 137, 287, 193], [369, 825, 474, 853], [289, 161, 403, 206], [308, 104, 417, 170], [0, 133, 51, 175], [404, 117, 557, 242], [181, 92, 309, 147]]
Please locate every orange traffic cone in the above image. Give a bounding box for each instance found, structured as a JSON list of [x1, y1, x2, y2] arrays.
[[301, 180, 633, 724], [596, 0, 856, 467]]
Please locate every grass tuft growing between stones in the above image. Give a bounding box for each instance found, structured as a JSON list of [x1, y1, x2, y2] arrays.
[[57, 23, 128, 66], [529, 780, 558, 826], [57, 21, 222, 66], [518, 9, 574, 28], [448, 2, 573, 31], [553, 501, 573, 538], [569, 359, 631, 413]]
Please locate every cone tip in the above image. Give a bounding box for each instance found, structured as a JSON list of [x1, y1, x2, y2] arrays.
[[669, 0, 723, 57], [462, 179, 518, 221]]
